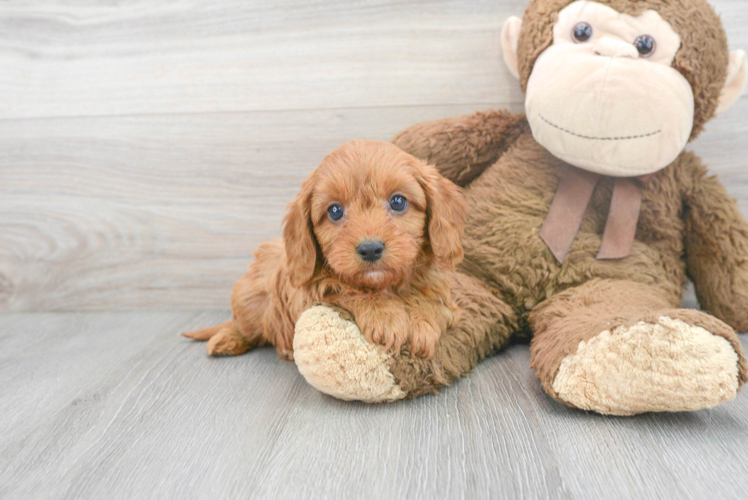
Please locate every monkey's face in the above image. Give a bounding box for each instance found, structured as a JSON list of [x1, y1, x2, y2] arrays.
[[524, 1, 694, 176]]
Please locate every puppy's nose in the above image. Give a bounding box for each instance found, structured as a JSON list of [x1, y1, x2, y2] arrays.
[[357, 240, 385, 262]]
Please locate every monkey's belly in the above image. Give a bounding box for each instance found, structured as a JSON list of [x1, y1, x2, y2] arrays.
[[458, 147, 685, 316]]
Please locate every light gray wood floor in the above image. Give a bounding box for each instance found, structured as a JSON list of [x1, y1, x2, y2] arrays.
[[2, 310, 748, 500]]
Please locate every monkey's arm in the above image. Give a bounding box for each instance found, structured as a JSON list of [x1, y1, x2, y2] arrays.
[[682, 153, 748, 332], [392, 110, 528, 187]]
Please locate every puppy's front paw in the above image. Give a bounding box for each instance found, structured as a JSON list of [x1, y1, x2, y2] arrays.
[[408, 320, 440, 360], [358, 309, 410, 355], [364, 325, 400, 355]]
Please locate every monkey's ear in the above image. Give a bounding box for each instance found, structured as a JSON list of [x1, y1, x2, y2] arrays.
[[716, 49, 747, 115], [501, 16, 522, 80], [282, 178, 318, 287]]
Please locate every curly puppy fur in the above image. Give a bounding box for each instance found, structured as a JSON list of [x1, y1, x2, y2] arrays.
[[183, 140, 467, 360]]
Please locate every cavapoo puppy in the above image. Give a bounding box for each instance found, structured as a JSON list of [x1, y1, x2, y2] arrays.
[[183, 139, 466, 360]]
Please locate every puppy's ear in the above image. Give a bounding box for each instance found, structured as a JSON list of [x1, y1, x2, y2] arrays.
[[282, 176, 318, 287], [417, 161, 467, 268]]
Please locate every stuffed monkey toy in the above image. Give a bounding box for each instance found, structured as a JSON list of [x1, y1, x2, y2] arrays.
[[291, 0, 748, 415]]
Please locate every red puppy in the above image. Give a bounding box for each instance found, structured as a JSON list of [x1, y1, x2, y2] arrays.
[[183, 139, 466, 360]]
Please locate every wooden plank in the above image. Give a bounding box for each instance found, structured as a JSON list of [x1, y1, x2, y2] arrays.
[[501, 343, 748, 499], [0, 104, 508, 312], [0, 0, 529, 120], [2, 311, 748, 499], [0, 310, 302, 499], [245, 352, 568, 500], [0, 310, 228, 450], [0, 0, 744, 120]]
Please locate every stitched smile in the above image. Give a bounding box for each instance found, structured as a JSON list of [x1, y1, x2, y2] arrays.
[[539, 115, 661, 141]]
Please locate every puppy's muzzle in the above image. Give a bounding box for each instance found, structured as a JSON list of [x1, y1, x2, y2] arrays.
[[357, 240, 385, 263]]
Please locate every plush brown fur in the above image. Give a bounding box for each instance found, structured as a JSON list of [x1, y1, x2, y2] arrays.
[[389, 118, 748, 400], [377, 0, 748, 407], [184, 140, 467, 361]]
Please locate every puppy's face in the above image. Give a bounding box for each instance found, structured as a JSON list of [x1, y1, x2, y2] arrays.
[[283, 140, 466, 290], [312, 148, 427, 289]]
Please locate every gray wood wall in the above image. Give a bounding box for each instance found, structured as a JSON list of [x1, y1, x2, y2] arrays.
[[1, 0, 746, 312]]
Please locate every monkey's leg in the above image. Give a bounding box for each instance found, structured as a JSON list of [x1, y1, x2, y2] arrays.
[[529, 279, 747, 416], [292, 272, 518, 402]]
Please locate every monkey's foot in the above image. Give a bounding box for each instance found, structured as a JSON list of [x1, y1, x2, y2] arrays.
[[552, 314, 745, 416], [293, 305, 407, 403]]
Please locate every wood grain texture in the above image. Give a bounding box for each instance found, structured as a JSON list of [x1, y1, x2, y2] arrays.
[[2, 311, 748, 499], [0, 104, 515, 311], [0, 0, 743, 120], [0, 0, 532, 119], [0, 0, 746, 311]]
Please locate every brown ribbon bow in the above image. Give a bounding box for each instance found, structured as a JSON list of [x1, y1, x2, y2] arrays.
[[540, 166, 654, 263]]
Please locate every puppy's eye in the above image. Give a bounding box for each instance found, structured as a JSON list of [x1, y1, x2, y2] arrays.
[[327, 204, 344, 222], [572, 22, 593, 43], [634, 35, 656, 57], [389, 195, 408, 212]]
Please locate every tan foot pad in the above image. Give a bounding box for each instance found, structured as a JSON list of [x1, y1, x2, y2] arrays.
[[553, 316, 740, 415], [293, 305, 406, 403]]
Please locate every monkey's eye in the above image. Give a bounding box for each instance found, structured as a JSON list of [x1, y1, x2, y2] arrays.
[[389, 195, 408, 212], [327, 204, 344, 222], [634, 35, 656, 57], [572, 22, 593, 43]]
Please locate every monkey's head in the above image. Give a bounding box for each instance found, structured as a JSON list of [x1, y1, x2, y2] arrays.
[[502, 0, 747, 176]]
